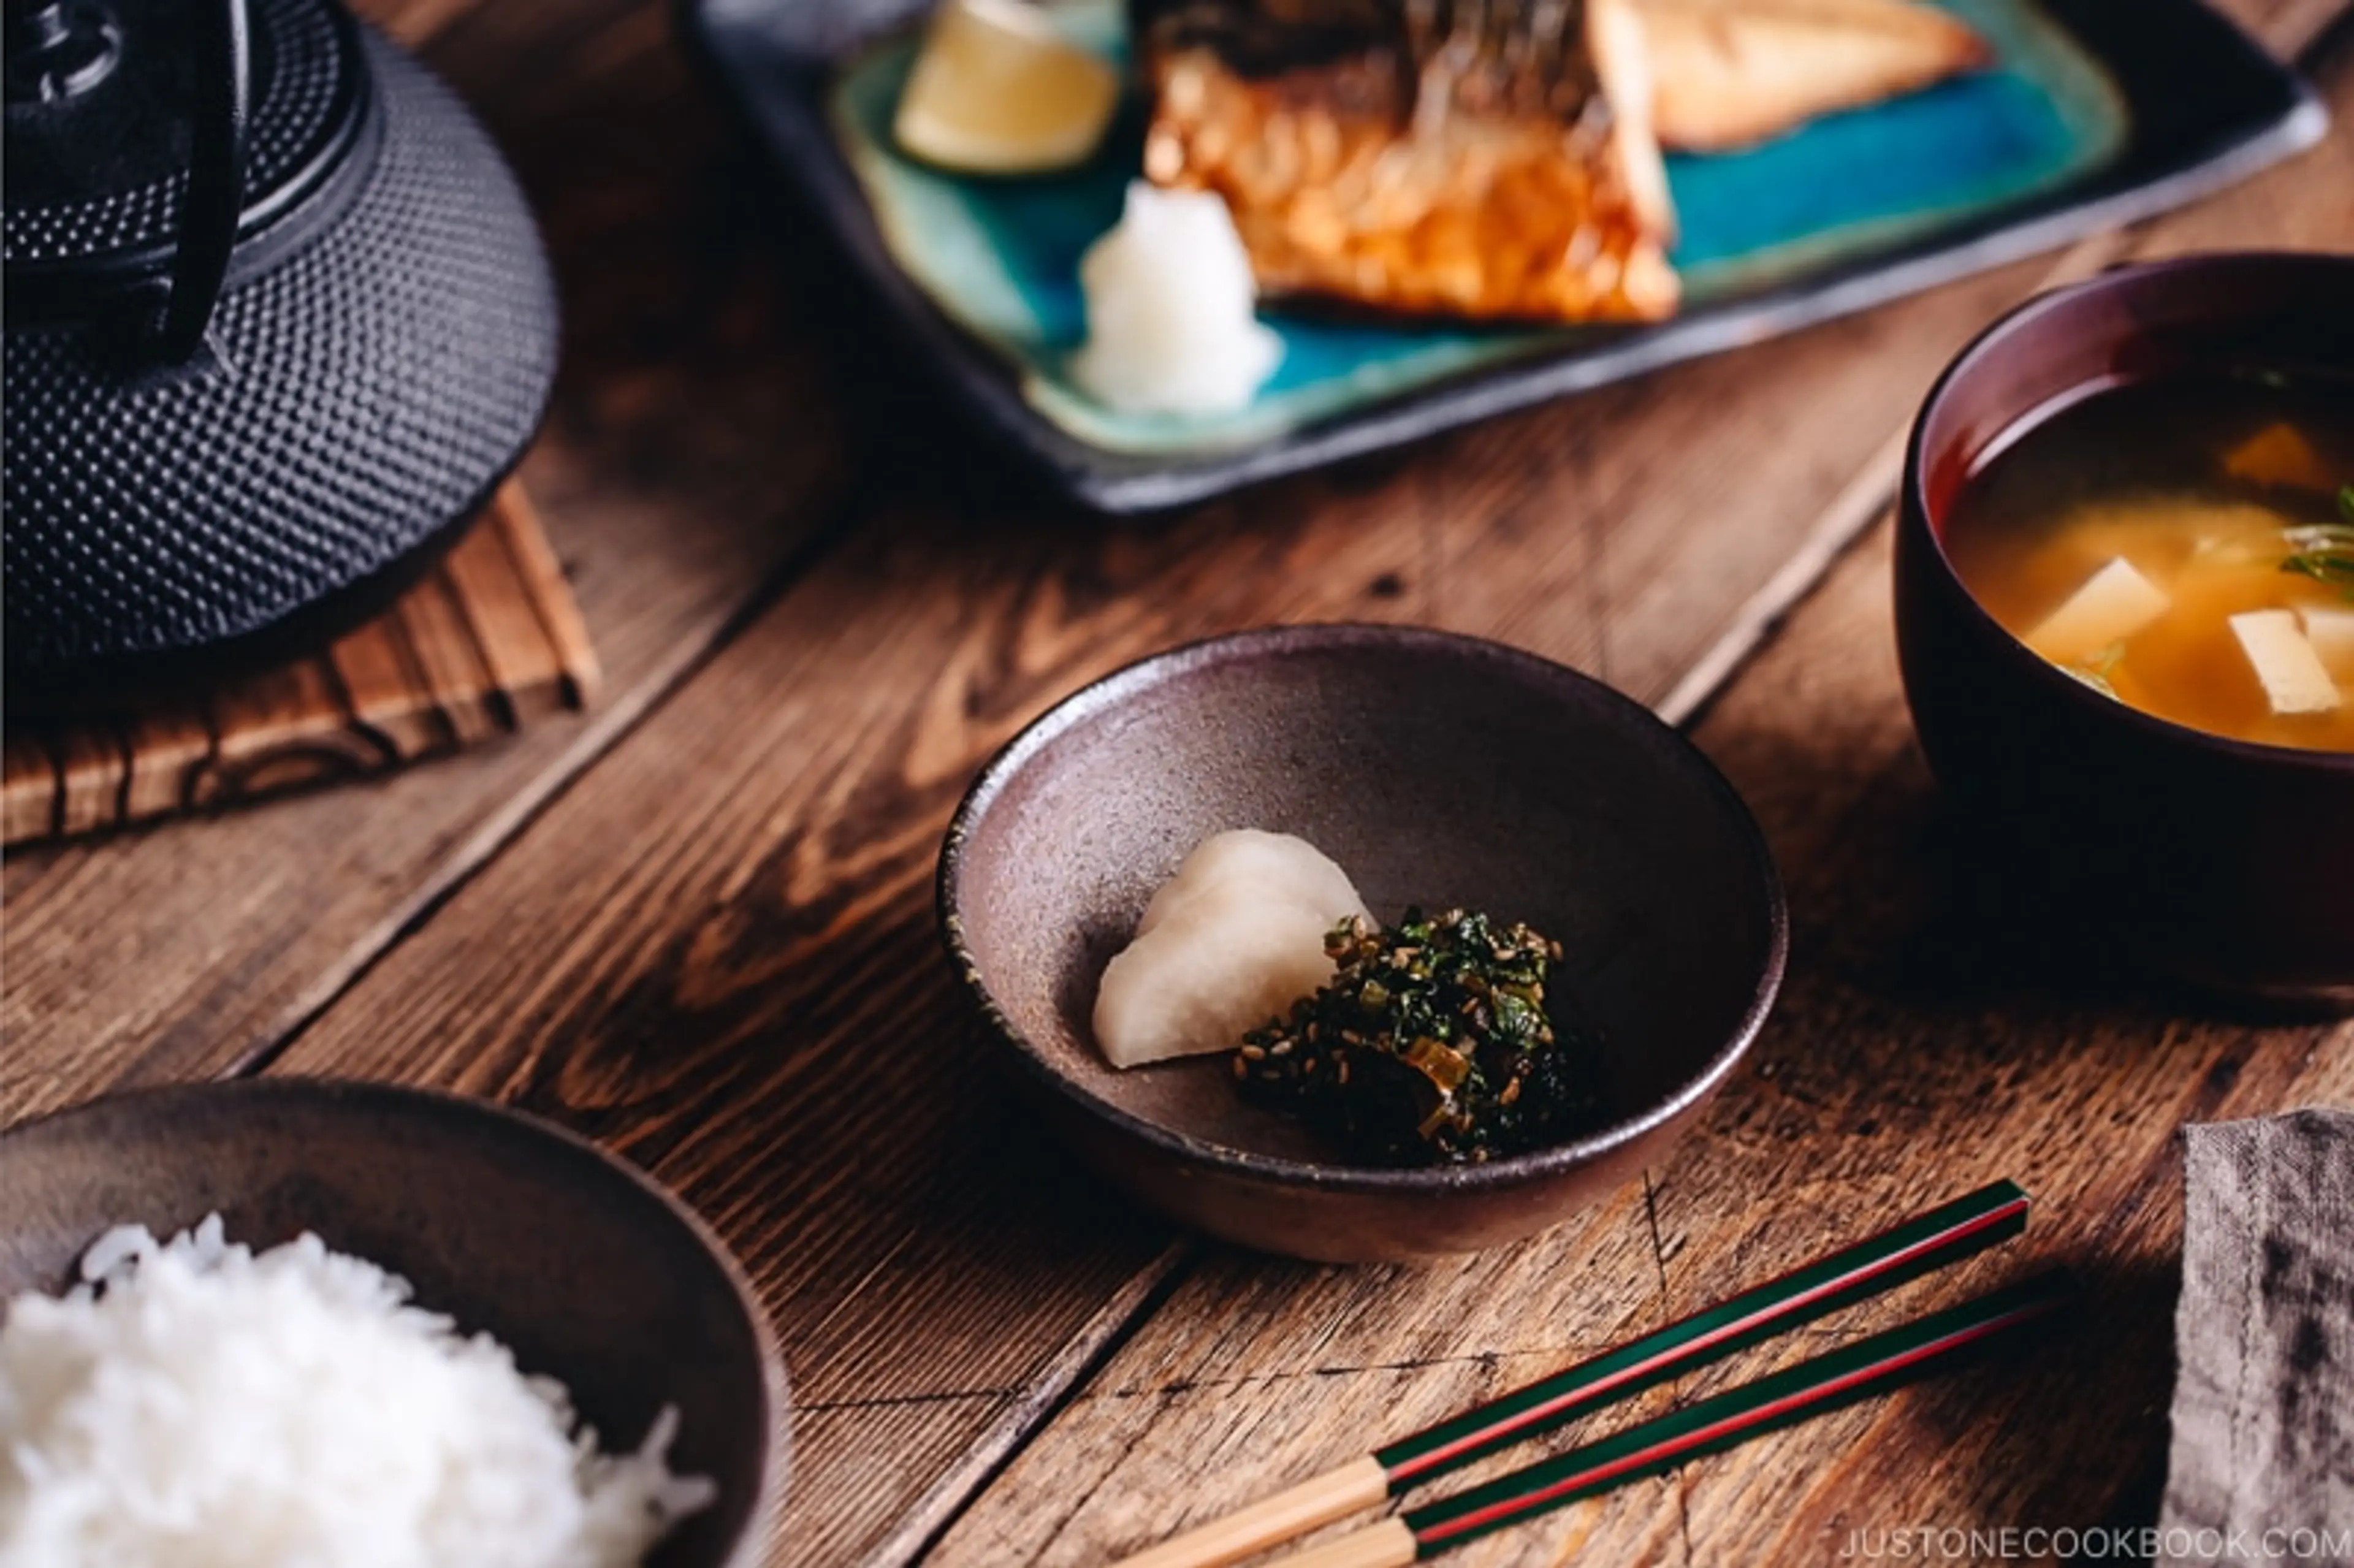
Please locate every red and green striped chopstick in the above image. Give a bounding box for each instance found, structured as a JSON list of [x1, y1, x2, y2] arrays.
[[1108, 1180, 2030, 1568], [1262, 1268, 2079, 1568]]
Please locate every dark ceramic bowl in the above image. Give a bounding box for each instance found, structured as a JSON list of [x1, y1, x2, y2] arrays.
[[1897, 251, 2354, 1011], [939, 625, 1788, 1262], [0, 1079, 788, 1568]]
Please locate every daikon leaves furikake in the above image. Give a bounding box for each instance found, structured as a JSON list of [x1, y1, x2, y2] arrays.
[[1234, 907, 1605, 1166]]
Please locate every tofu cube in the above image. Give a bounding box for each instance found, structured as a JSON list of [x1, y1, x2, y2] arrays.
[[2026, 557, 2171, 666], [2230, 609, 2341, 715], [2302, 606, 2354, 678]]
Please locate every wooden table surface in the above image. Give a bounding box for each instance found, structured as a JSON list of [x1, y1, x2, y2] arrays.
[[6, 3, 2351, 1564]]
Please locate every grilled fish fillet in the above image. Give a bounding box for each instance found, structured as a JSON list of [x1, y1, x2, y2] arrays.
[[1637, 0, 1991, 151], [1136, 0, 1681, 324]]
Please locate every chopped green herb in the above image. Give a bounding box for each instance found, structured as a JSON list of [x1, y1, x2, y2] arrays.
[[2281, 493, 2354, 600], [1234, 907, 1606, 1166], [2062, 641, 2126, 699]]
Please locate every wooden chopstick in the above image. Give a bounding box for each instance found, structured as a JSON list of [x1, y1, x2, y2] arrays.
[[1107, 1179, 2030, 1568], [1259, 1268, 2081, 1568]]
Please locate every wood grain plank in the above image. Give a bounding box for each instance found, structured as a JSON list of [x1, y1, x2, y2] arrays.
[[46, 723, 124, 840], [116, 706, 226, 823], [2, 13, 2341, 1568], [923, 595, 2349, 1547], [174, 657, 386, 812], [0, 734, 59, 845], [0, 12, 853, 1121], [1650, 527, 2354, 1567], [1623, 72, 2354, 1543], [251, 490, 1426, 1567], [246, 243, 2339, 1568], [2, 488, 601, 851], [433, 550, 549, 731], [925, 29, 2354, 1568], [1414, 247, 2070, 704], [364, 0, 479, 49], [489, 485, 603, 709], [129, 105, 2116, 1568], [251, 29, 2350, 1568], [931, 1194, 1699, 1568], [324, 616, 445, 759], [388, 569, 508, 747]]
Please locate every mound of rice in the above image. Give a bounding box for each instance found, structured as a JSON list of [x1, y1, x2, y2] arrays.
[[0, 1214, 715, 1568]]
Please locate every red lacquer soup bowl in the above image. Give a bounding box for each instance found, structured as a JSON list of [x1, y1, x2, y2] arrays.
[[1895, 251, 2354, 1010]]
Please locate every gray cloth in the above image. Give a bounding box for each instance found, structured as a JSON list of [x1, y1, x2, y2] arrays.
[[2161, 1109, 2354, 1567]]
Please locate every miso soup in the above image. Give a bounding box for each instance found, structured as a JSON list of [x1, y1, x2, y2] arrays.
[[1943, 375, 2354, 753]]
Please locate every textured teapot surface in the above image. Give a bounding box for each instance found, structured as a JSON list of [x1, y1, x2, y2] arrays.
[[2, 0, 559, 704]]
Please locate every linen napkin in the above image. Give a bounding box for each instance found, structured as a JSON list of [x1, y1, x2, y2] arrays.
[[2160, 1108, 2354, 1567]]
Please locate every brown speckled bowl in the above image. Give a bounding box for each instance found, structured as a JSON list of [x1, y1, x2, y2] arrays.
[[938, 625, 1788, 1262], [1896, 252, 2354, 1010], [0, 1079, 787, 1568]]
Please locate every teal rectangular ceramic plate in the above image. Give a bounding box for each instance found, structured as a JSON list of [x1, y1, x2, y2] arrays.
[[685, 0, 2325, 511]]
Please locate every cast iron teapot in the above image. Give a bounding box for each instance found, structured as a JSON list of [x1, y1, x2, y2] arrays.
[[3, 0, 560, 704]]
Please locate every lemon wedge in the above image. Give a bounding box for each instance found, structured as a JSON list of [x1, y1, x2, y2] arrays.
[[893, 0, 1119, 174]]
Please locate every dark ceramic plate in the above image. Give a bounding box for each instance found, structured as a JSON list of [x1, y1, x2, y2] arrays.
[[684, 0, 2323, 512], [939, 625, 1789, 1261], [0, 1078, 788, 1568]]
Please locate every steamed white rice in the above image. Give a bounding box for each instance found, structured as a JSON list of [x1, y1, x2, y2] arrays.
[[0, 1214, 715, 1568]]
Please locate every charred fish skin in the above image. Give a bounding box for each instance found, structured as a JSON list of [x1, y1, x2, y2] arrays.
[[1133, 0, 1602, 112], [1135, 0, 1680, 324], [1135, 0, 1398, 77]]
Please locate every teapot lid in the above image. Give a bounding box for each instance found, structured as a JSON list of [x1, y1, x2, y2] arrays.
[[3, 0, 370, 321]]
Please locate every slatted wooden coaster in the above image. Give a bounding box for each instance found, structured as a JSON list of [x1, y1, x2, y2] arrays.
[[2, 482, 599, 846]]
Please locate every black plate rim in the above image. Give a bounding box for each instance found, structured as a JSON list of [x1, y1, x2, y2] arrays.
[[680, 0, 2328, 514]]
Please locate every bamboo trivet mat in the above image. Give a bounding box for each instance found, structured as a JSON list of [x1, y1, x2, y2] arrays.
[[3, 482, 599, 845]]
